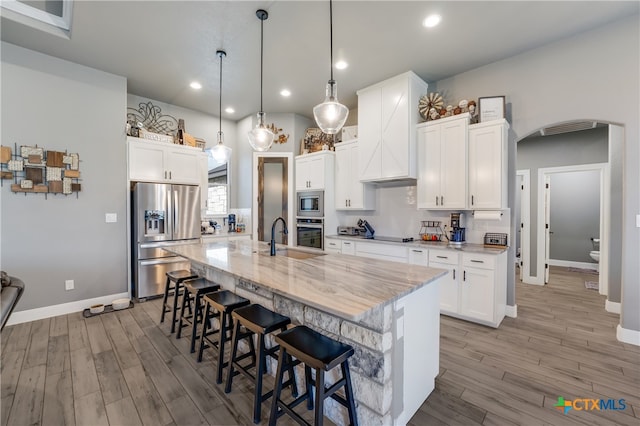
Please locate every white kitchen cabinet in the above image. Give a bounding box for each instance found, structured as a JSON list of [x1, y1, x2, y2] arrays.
[[417, 114, 468, 209], [357, 71, 429, 182], [428, 250, 460, 314], [434, 251, 506, 327], [355, 241, 408, 263], [325, 239, 342, 254], [128, 137, 204, 185], [341, 240, 356, 255], [408, 247, 429, 266], [296, 151, 334, 191], [468, 119, 509, 209], [335, 141, 376, 210]]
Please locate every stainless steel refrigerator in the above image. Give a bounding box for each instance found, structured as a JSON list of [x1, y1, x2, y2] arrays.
[[131, 182, 200, 300]]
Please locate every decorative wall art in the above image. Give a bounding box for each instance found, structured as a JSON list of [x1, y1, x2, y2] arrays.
[[0, 143, 81, 197], [301, 128, 334, 154], [266, 123, 289, 144], [419, 92, 481, 123], [126, 101, 179, 137]]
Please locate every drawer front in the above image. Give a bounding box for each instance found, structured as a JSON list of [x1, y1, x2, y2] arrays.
[[325, 239, 341, 250], [356, 241, 408, 258], [462, 253, 496, 270], [428, 250, 459, 265], [408, 248, 429, 266], [341, 240, 356, 255]]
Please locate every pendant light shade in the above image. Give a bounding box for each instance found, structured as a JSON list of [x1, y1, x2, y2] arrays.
[[248, 9, 274, 151], [209, 49, 232, 164], [313, 0, 348, 135]]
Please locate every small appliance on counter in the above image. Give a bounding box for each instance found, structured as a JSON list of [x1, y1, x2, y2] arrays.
[[357, 218, 375, 239], [228, 214, 236, 232], [484, 233, 508, 248], [338, 226, 359, 236], [449, 212, 466, 247]]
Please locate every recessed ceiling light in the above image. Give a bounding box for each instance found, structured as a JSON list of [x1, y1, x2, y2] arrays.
[[422, 14, 441, 28], [280, 89, 291, 97], [335, 61, 348, 70], [225, 107, 235, 114], [190, 81, 202, 90]]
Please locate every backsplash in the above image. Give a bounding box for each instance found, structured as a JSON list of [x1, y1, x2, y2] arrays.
[[335, 185, 511, 245]]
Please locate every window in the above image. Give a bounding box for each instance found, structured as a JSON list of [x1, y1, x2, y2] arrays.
[[206, 163, 228, 216], [2, 0, 73, 35]]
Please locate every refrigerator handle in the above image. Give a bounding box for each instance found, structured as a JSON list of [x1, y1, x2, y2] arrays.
[[173, 189, 179, 235]]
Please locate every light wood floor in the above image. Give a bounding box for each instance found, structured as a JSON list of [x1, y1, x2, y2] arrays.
[[1, 266, 638, 425]]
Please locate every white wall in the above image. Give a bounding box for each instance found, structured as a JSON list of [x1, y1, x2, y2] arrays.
[[433, 15, 639, 331], [1, 42, 127, 311]]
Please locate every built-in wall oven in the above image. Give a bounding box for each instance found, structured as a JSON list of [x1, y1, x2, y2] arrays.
[[296, 218, 324, 250], [296, 190, 324, 218]]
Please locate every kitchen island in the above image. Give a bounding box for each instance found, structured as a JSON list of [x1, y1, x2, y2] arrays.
[[167, 240, 447, 426]]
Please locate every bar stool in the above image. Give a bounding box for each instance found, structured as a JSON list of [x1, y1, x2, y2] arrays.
[[176, 278, 220, 353], [160, 269, 198, 333], [197, 290, 250, 383], [225, 304, 298, 424], [269, 325, 358, 426]]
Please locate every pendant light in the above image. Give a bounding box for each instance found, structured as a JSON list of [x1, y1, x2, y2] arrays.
[[247, 9, 275, 151], [209, 49, 232, 163], [313, 0, 349, 135]]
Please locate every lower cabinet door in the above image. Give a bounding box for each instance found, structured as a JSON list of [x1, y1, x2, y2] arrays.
[[460, 267, 494, 323], [431, 262, 458, 314]]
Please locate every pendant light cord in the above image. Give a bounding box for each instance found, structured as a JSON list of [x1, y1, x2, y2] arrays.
[[329, 0, 334, 82], [260, 15, 264, 112], [219, 52, 223, 133]]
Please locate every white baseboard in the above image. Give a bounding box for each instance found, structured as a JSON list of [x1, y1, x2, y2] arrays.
[[505, 304, 518, 318], [605, 300, 621, 314], [5, 292, 130, 326], [549, 259, 599, 272], [617, 324, 640, 347]]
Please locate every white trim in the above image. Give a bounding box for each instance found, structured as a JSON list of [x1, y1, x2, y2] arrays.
[[252, 152, 294, 247], [536, 163, 609, 291], [5, 292, 129, 326], [516, 170, 534, 284], [505, 304, 518, 318], [1, 0, 73, 37], [548, 259, 599, 272], [605, 300, 621, 314], [617, 324, 640, 347]]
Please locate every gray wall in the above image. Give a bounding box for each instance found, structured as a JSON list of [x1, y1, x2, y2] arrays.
[[549, 170, 600, 264], [517, 127, 608, 274], [433, 15, 639, 332], [1, 42, 127, 311]]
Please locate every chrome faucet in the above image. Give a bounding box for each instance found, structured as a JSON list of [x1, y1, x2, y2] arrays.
[[270, 217, 288, 256]]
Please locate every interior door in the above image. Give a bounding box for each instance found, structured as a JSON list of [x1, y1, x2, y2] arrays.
[[544, 175, 551, 284]]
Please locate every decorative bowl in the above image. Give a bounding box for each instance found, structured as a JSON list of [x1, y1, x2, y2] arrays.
[[112, 298, 130, 310], [89, 304, 105, 314]]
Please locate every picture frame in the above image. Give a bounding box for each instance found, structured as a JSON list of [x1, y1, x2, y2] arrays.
[[300, 128, 334, 154], [478, 96, 505, 122]]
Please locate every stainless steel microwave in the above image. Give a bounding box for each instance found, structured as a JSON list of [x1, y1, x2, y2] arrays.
[[296, 190, 324, 217]]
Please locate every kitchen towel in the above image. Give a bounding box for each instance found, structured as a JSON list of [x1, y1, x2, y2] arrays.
[[473, 210, 502, 221]]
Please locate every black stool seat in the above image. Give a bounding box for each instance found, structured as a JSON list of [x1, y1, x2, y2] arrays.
[[276, 326, 354, 371], [176, 278, 220, 353], [226, 304, 297, 424], [197, 290, 251, 383], [160, 269, 198, 333], [270, 325, 358, 426]]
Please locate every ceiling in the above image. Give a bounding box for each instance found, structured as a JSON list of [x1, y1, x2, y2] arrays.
[[2, 1, 638, 122]]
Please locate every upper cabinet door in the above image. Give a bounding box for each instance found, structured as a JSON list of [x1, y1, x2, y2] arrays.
[[417, 125, 442, 209], [468, 120, 508, 209], [358, 88, 382, 181], [128, 137, 204, 185], [128, 139, 166, 182], [380, 78, 409, 179], [296, 154, 326, 190], [440, 119, 468, 209], [166, 146, 203, 185]]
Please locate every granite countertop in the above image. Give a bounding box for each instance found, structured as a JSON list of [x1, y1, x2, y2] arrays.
[[326, 234, 508, 254], [201, 231, 252, 238], [166, 240, 447, 321]]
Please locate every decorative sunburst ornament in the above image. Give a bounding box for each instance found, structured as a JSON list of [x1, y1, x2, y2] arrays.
[[419, 93, 444, 120]]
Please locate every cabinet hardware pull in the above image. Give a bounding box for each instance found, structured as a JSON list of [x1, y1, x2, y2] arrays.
[[471, 195, 474, 205], [435, 196, 439, 206], [463, 271, 466, 281], [453, 269, 456, 280], [470, 259, 484, 263], [164, 171, 167, 179], [412, 249, 422, 253], [436, 255, 447, 259], [169, 171, 172, 179], [441, 195, 444, 205]]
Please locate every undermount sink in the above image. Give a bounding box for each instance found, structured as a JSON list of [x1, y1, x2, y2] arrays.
[[257, 248, 326, 260]]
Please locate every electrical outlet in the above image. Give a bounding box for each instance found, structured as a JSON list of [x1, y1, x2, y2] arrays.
[[65, 280, 74, 291], [105, 213, 117, 223], [636, 214, 640, 228]]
